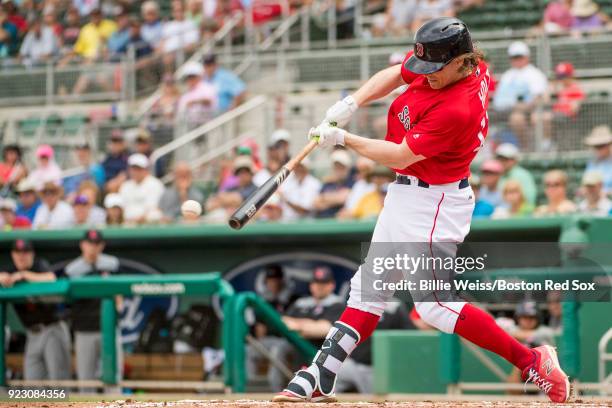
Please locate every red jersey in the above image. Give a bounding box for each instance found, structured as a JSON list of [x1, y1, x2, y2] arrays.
[[386, 52, 491, 184]]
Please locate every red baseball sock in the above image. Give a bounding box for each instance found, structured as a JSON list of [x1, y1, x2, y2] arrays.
[[454, 304, 535, 370], [339, 307, 380, 344]]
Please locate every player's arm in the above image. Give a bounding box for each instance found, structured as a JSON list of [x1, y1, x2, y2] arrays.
[[324, 65, 406, 127], [344, 131, 425, 169]]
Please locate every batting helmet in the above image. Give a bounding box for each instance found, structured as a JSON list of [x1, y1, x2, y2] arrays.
[[405, 17, 473, 75]]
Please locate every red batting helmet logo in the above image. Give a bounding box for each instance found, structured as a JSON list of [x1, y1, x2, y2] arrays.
[[416, 43, 424, 57]]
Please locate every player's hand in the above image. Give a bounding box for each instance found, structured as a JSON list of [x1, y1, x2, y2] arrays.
[[324, 95, 358, 127], [308, 123, 346, 148]]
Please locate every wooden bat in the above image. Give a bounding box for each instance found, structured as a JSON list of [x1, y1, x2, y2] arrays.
[[228, 139, 318, 230]]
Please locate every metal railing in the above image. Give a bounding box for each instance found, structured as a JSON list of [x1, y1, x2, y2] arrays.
[[150, 95, 268, 184]]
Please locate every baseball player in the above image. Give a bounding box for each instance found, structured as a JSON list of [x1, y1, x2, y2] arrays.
[[273, 17, 570, 404]]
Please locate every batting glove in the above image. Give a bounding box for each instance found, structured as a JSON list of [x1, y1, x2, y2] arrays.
[[324, 95, 359, 127], [309, 123, 346, 148]]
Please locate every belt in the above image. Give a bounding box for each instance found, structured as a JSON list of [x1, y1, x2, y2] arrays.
[[396, 175, 470, 189]]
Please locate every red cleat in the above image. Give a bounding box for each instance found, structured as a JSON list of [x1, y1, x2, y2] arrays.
[[522, 345, 571, 403]]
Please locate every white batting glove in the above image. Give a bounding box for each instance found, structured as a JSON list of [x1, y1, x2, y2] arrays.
[[309, 123, 346, 148], [324, 95, 359, 127]]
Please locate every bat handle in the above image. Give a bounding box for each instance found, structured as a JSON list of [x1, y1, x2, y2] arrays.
[[285, 139, 318, 172]]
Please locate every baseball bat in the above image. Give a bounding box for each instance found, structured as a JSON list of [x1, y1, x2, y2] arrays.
[[228, 139, 318, 230]]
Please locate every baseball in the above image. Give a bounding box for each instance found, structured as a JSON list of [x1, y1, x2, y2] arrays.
[[181, 200, 202, 217]]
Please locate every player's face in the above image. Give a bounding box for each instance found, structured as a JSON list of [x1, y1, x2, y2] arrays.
[[424, 58, 465, 90], [309, 281, 335, 299], [11, 250, 33, 271]]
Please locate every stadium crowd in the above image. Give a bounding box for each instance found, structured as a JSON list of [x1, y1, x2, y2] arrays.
[[1, 118, 611, 231]]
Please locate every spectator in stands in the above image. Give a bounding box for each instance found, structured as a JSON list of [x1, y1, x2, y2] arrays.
[[158, 0, 199, 63], [470, 175, 494, 218], [492, 180, 534, 219], [584, 125, 612, 193], [32, 181, 75, 229], [2, 0, 26, 35], [203, 53, 247, 112], [496, 143, 537, 205], [19, 18, 59, 67], [0, 8, 18, 57], [551, 62, 585, 118], [15, 178, 40, 222], [253, 155, 281, 187], [570, 0, 610, 34], [492, 42, 548, 148], [141, 1, 163, 46], [336, 300, 414, 393], [60, 8, 81, 54], [279, 157, 322, 221], [63, 143, 106, 196], [542, 0, 573, 34], [177, 61, 218, 128], [159, 162, 204, 221], [314, 150, 355, 218], [106, 11, 130, 57], [151, 73, 181, 121], [76, 180, 101, 209], [268, 266, 345, 391], [534, 169, 577, 216], [258, 193, 283, 222], [123, 19, 154, 59], [341, 157, 375, 216], [0, 144, 26, 189], [29, 145, 62, 191], [248, 265, 298, 387], [577, 171, 611, 216], [205, 155, 257, 222], [546, 291, 563, 331], [0, 197, 30, 229], [371, 0, 417, 37], [342, 165, 394, 220], [73, 194, 106, 227], [69, 8, 117, 61], [479, 159, 504, 208], [410, 0, 455, 32], [103, 193, 124, 225], [133, 129, 166, 177], [65, 229, 121, 387], [267, 129, 291, 165], [0, 239, 71, 381], [186, 0, 204, 25], [102, 129, 129, 193], [119, 153, 164, 224], [43, 8, 63, 40]]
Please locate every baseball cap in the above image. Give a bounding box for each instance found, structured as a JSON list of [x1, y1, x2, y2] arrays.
[[312, 266, 334, 283], [104, 193, 124, 209], [507, 41, 530, 58], [331, 149, 352, 168], [233, 155, 254, 174], [480, 159, 504, 174], [203, 54, 217, 65], [572, 0, 598, 17], [12, 239, 33, 252], [269, 129, 290, 146], [83, 229, 104, 243], [584, 125, 612, 147], [495, 143, 520, 160], [16, 178, 36, 193], [0, 197, 17, 211], [135, 128, 152, 143], [36, 144, 54, 159], [180, 61, 204, 78], [128, 153, 149, 168], [515, 301, 539, 318], [555, 62, 575, 79], [582, 170, 604, 186], [265, 264, 284, 280]]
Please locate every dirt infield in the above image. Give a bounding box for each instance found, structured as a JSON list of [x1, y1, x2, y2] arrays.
[[4, 399, 612, 408]]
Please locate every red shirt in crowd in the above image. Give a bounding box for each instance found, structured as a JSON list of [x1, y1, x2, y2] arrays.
[[553, 82, 585, 117]]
